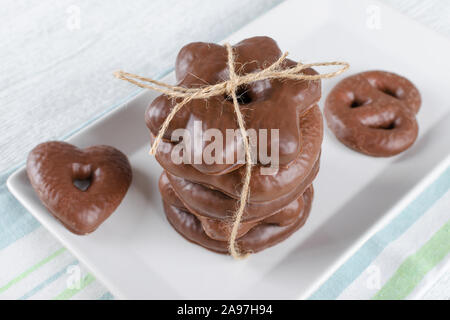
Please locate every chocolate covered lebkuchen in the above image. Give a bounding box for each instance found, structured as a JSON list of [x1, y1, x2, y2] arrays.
[[145, 36, 324, 254]]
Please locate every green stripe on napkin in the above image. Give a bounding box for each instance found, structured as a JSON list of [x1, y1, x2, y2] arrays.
[[0, 247, 65, 294], [373, 220, 450, 300], [53, 273, 95, 300]]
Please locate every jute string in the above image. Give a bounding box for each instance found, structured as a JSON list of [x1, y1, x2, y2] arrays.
[[114, 43, 349, 259]]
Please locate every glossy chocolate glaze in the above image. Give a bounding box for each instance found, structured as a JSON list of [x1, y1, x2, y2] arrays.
[[26, 141, 132, 235], [145, 36, 321, 175], [325, 70, 421, 157], [162, 186, 313, 254], [163, 156, 318, 222], [153, 105, 323, 202], [159, 171, 311, 241]]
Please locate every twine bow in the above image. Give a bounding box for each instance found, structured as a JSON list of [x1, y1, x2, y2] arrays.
[[114, 43, 349, 259]]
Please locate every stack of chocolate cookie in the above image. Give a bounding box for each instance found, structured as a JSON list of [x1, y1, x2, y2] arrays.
[[145, 37, 323, 254]]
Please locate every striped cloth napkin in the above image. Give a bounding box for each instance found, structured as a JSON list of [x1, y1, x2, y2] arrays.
[[1, 0, 449, 299], [311, 166, 450, 299]]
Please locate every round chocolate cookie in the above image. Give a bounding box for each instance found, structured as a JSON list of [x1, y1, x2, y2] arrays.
[[324, 70, 421, 157], [161, 185, 313, 254]]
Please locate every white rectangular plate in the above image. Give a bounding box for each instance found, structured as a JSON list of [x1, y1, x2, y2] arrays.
[[8, 0, 450, 299]]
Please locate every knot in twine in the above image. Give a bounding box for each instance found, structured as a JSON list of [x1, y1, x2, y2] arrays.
[[114, 43, 349, 259]]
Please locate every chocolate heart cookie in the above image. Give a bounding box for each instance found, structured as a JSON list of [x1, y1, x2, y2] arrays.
[[26, 141, 132, 235]]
